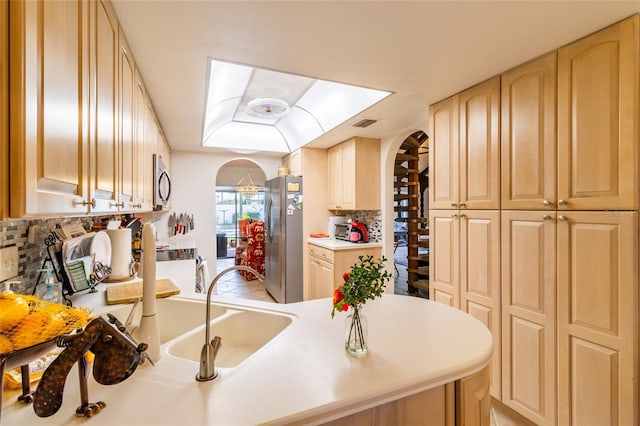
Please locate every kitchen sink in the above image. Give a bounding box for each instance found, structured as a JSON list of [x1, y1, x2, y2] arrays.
[[168, 308, 293, 368], [108, 297, 227, 344]]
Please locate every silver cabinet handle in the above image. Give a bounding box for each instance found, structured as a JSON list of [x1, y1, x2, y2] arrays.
[[558, 215, 568, 221], [543, 214, 552, 220], [132, 203, 142, 208], [459, 202, 467, 208], [558, 199, 568, 206], [542, 199, 551, 206], [73, 198, 96, 208], [459, 213, 466, 218], [110, 202, 125, 208], [451, 202, 459, 208], [451, 213, 458, 218]]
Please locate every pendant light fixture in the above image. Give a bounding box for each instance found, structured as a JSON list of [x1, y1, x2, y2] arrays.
[[236, 172, 260, 196]]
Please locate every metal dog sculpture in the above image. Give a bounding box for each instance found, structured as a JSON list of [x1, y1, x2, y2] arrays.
[[33, 314, 149, 418]]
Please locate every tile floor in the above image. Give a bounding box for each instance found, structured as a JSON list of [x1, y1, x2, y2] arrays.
[[214, 257, 531, 426], [214, 256, 275, 303]]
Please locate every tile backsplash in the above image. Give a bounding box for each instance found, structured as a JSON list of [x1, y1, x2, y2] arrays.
[[0, 216, 121, 295], [341, 210, 383, 242]]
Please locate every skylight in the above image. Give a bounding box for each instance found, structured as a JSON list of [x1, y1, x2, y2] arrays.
[[202, 59, 391, 153]]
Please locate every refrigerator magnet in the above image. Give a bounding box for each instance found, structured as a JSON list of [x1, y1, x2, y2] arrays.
[[287, 204, 295, 215]]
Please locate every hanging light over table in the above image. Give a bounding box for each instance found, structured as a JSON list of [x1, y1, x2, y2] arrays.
[[236, 172, 260, 196]]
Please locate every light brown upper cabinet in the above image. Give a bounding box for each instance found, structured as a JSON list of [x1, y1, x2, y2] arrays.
[[429, 96, 459, 209], [429, 77, 500, 210], [557, 16, 638, 211], [1, 0, 7, 219], [10, 0, 92, 216], [88, 0, 120, 214], [501, 53, 557, 210], [327, 137, 380, 211], [118, 27, 137, 211]]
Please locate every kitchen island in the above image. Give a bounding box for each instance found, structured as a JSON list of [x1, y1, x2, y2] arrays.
[[1, 291, 492, 425]]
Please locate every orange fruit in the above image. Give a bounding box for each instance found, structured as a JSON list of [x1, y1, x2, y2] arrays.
[[0, 333, 13, 354], [0, 295, 30, 333]]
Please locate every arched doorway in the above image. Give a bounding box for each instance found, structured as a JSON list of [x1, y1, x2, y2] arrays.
[[214, 159, 266, 262], [393, 131, 429, 297]]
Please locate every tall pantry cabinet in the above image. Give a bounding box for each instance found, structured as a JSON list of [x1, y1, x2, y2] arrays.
[[429, 76, 502, 399], [555, 16, 638, 426], [430, 15, 639, 426]]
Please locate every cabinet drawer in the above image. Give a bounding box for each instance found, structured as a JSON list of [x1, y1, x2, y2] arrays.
[[309, 245, 334, 263]]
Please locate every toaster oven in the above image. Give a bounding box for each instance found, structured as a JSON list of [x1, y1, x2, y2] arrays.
[[334, 223, 350, 241]]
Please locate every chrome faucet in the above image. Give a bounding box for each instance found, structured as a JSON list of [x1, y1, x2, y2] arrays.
[[196, 265, 265, 382]]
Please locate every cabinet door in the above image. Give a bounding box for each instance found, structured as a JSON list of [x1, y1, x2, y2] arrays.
[[501, 211, 556, 425], [0, 0, 7, 219], [327, 144, 343, 209], [557, 211, 637, 426], [340, 140, 356, 209], [459, 210, 500, 398], [428, 210, 460, 308], [119, 28, 136, 210], [429, 95, 459, 209], [558, 16, 638, 210], [459, 77, 500, 210], [143, 102, 157, 207], [88, 0, 119, 213], [9, 0, 89, 216], [134, 74, 149, 209], [501, 53, 557, 210], [308, 255, 333, 300]]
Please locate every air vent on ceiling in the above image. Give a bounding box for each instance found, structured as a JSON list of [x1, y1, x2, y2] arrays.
[[352, 118, 378, 128]]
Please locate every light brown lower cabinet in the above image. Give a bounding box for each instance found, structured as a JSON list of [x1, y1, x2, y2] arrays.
[[557, 211, 637, 426], [307, 243, 381, 300], [501, 211, 556, 425], [429, 209, 501, 399], [291, 365, 490, 426]]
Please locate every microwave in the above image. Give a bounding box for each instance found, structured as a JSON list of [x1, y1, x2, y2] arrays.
[[153, 154, 171, 210]]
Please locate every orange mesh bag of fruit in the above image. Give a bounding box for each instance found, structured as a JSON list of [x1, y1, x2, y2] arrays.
[[0, 293, 91, 354]]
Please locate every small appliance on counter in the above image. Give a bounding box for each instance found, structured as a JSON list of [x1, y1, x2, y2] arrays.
[[328, 216, 347, 239], [334, 223, 350, 241], [349, 221, 370, 243]]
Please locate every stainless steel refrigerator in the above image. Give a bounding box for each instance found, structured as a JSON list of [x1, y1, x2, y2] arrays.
[[265, 175, 303, 303]]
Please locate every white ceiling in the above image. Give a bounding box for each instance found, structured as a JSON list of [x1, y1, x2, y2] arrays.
[[111, 1, 640, 157]]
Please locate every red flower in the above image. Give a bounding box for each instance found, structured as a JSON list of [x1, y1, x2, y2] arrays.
[[343, 272, 350, 282], [333, 286, 345, 306]]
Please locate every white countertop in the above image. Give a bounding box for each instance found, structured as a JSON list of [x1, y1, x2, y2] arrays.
[[2, 290, 492, 425], [307, 238, 383, 250]]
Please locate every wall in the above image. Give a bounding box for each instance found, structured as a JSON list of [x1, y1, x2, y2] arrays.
[[167, 151, 282, 273], [216, 164, 266, 187]]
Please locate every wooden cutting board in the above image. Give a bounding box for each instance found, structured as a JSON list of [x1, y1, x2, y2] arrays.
[[105, 279, 181, 305]]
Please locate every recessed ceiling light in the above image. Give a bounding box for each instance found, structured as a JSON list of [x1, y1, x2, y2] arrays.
[[246, 97, 291, 118]]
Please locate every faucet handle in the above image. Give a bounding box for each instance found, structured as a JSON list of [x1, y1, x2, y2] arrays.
[[196, 336, 223, 382]]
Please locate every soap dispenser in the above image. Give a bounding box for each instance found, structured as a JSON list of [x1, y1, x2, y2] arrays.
[[36, 268, 63, 304]]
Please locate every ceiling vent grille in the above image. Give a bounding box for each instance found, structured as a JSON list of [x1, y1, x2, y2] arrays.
[[352, 118, 378, 128]]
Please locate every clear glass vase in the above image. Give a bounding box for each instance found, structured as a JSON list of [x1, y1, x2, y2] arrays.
[[345, 305, 368, 356]]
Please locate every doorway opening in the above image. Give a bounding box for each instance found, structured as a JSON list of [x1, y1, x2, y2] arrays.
[[393, 130, 429, 298], [215, 159, 266, 262]]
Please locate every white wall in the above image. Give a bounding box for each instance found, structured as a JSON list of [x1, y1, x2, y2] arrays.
[[160, 151, 282, 274]]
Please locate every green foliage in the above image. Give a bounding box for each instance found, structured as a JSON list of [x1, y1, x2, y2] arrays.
[[331, 255, 392, 318]]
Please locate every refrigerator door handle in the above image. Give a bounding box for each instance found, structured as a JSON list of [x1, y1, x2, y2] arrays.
[[266, 196, 273, 242]]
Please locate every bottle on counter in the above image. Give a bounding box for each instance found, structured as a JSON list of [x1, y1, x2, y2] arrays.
[[35, 268, 63, 304]]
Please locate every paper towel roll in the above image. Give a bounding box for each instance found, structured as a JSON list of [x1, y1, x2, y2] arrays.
[[107, 229, 132, 279]]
